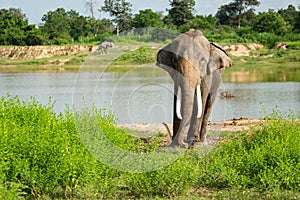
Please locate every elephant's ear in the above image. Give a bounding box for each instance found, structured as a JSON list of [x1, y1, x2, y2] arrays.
[[207, 44, 219, 74], [157, 44, 177, 78], [207, 43, 231, 75]]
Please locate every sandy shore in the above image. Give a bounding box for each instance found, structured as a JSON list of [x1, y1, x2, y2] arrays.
[[118, 118, 265, 147], [118, 118, 264, 135]]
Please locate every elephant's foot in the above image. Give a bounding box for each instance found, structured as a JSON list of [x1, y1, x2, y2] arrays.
[[202, 139, 208, 146], [169, 140, 189, 149], [200, 133, 207, 145]]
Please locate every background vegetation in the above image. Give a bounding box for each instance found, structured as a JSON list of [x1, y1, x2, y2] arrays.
[[0, 0, 300, 47]]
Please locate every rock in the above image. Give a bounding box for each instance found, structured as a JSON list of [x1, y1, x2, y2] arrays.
[[248, 43, 263, 50], [263, 54, 274, 58], [228, 44, 250, 57], [275, 43, 287, 50]]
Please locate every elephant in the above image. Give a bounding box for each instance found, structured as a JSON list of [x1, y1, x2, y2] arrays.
[[98, 41, 114, 54], [156, 29, 233, 148]]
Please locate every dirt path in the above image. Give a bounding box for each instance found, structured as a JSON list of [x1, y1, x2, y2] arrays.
[[118, 118, 264, 147], [119, 118, 263, 135]]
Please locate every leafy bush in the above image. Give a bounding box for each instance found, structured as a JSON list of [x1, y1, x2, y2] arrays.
[[0, 96, 299, 199], [256, 32, 280, 48], [283, 33, 300, 42], [199, 110, 300, 190], [286, 41, 300, 50], [0, 96, 120, 198], [114, 46, 157, 64], [150, 28, 178, 43]]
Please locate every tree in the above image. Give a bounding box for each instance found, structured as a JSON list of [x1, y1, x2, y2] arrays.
[[216, 0, 260, 28], [295, 5, 300, 32], [41, 8, 73, 44], [133, 9, 163, 28], [0, 8, 26, 45], [84, 0, 101, 36], [102, 0, 133, 35], [215, 4, 237, 27], [278, 4, 299, 32], [25, 27, 45, 45], [167, 0, 195, 27], [190, 15, 217, 29], [0, 8, 44, 45], [253, 9, 290, 35]]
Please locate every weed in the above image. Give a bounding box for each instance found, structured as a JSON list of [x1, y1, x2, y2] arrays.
[[0, 96, 299, 199]]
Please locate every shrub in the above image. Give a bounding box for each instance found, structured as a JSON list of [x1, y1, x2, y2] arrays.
[[150, 28, 178, 42], [114, 46, 156, 64], [286, 41, 300, 50], [256, 32, 280, 48], [199, 110, 300, 190], [0, 96, 299, 199], [0, 96, 120, 198], [283, 33, 300, 42]]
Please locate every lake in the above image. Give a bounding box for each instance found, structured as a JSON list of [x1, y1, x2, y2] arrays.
[[1, 65, 299, 124]]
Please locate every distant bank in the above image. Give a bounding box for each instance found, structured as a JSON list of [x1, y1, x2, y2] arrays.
[[0, 45, 99, 60]]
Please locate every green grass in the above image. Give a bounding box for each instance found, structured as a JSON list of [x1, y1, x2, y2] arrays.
[[0, 96, 299, 199], [0, 54, 88, 72], [112, 46, 158, 65]]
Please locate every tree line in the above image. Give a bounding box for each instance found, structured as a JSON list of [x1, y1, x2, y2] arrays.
[[0, 0, 300, 46]]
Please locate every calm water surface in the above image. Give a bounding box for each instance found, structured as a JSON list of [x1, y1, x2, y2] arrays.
[[1, 67, 299, 123]]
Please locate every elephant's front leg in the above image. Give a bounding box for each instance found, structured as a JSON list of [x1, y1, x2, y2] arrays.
[[199, 95, 213, 145], [186, 90, 201, 145], [199, 71, 223, 144], [170, 82, 195, 148]]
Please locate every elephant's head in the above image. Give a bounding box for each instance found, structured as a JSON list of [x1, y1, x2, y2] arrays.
[[156, 29, 232, 148]]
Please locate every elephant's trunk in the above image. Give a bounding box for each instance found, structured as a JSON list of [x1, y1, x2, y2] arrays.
[[171, 79, 201, 148]]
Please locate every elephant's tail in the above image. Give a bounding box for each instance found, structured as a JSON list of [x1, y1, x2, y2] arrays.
[[162, 122, 172, 138]]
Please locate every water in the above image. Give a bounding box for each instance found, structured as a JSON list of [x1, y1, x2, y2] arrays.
[[1, 68, 299, 123]]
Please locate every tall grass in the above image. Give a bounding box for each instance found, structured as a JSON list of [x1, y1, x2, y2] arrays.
[[0, 96, 299, 199], [198, 111, 300, 190], [113, 46, 157, 65]]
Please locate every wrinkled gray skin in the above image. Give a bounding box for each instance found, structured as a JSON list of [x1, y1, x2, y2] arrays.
[[156, 29, 233, 148]]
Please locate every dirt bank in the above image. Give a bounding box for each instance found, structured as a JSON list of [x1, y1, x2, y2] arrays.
[[0, 45, 98, 60], [0, 43, 264, 60]]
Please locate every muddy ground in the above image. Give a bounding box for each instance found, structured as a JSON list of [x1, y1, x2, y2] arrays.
[[118, 118, 265, 147]]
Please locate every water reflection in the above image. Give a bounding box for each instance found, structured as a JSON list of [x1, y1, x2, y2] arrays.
[[0, 68, 299, 123], [223, 66, 300, 82]]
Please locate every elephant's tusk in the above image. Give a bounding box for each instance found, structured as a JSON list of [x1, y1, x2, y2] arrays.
[[176, 86, 183, 120], [196, 85, 202, 118]]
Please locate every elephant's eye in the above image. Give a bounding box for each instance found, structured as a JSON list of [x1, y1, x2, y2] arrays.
[[218, 57, 223, 64]]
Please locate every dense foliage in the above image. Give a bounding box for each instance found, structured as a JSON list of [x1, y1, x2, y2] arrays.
[[102, 0, 133, 35], [0, 96, 299, 199], [0, 1, 300, 46], [166, 0, 196, 27], [216, 0, 260, 28]]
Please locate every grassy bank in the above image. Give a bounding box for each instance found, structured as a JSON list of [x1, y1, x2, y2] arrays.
[[0, 96, 299, 199], [1, 41, 300, 82], [0, 53, 88, 72]]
